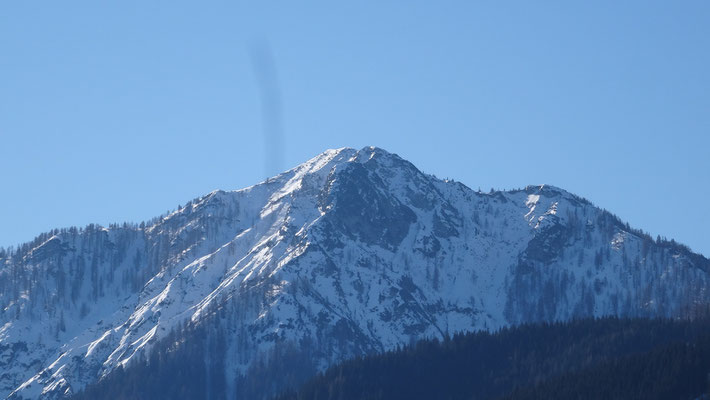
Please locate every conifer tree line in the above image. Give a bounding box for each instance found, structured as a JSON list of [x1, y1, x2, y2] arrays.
[[276, 317, 710, 400]]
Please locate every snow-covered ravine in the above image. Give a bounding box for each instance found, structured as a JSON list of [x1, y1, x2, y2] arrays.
[[1, 146, 708, 399]]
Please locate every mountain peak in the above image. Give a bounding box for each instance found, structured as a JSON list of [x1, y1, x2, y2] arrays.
[[2, 147, 709, 399], [308, 145, 402, 166]]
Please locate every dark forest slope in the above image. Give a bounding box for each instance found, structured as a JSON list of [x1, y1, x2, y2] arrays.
[[275, 317, 710, 400]]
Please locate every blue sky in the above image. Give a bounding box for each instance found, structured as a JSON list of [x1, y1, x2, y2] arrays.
[[1, 1, 708, 256]]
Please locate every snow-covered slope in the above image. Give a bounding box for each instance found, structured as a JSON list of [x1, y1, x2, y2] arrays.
[[1, 146, 708, 399]]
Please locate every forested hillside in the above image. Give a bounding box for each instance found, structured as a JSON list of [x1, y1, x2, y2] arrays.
[[503, 336, 710, 399], [274, 317, 710, 400]]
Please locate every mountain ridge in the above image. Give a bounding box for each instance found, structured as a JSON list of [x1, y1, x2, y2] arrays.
[[1, 146, 708, 399]]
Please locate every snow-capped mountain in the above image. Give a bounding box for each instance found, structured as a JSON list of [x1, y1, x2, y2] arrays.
[[1, 146, 708, 399]]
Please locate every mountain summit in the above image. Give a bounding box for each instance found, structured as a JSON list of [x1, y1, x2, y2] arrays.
[[1, 146, 708, 399]]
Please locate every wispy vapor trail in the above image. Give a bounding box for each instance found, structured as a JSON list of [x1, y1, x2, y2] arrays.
[[249, 40, 284, 178]]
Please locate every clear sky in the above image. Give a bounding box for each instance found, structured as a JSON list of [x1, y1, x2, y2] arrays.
[[1, 1, 708, 256]]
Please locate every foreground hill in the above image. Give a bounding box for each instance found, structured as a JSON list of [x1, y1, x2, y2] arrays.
[[1, 146, 708, 398], [273, 317, 710, 400]]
